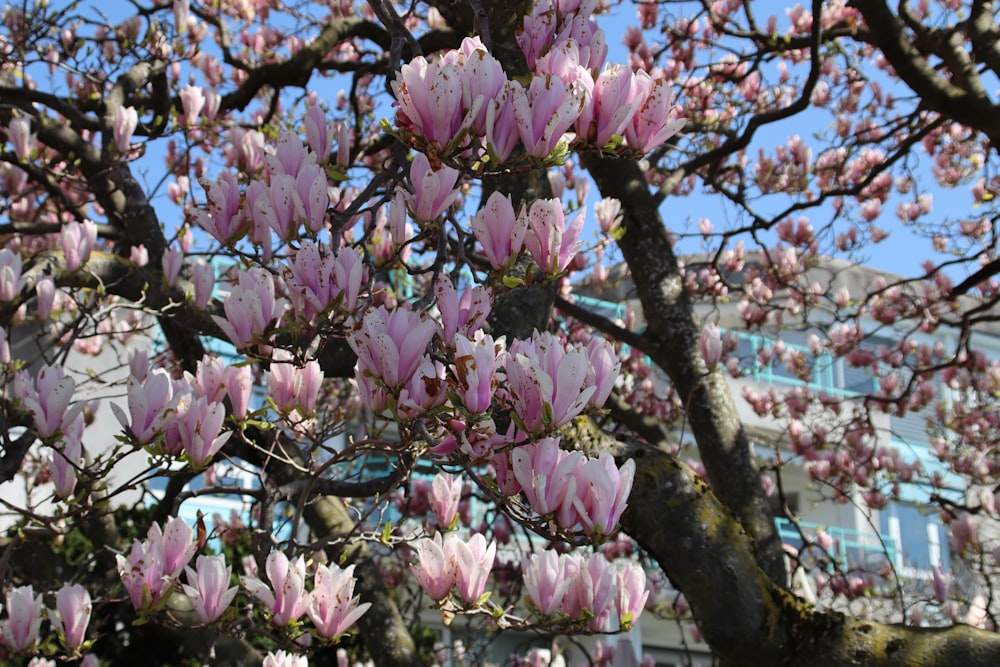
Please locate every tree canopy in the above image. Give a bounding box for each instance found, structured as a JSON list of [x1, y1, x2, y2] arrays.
[[2, 0, 1000, 665]]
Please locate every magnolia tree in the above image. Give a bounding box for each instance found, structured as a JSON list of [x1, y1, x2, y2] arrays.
[[2, 0, 1000, 665]]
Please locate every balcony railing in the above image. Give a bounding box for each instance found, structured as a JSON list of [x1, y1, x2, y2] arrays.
[[775, 517, 898, 572]]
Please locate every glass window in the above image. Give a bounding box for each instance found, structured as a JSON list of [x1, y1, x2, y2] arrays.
[[879, 502, 949, 572]]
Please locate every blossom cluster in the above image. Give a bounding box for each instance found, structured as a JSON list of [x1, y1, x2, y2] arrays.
[[393, 3, 684, 164], [115, 518, 370, 641], [522, 550, 648, 630]]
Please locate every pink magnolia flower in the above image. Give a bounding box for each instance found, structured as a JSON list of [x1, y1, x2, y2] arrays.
[[304, 104, 335, 158], [35, 276, 55, 319], [117, 518, 195, 611], [506, 331, 596, 433], [158, 516, 198, 578], [172, 0, 189, 33], [267, 354, 323, 417], [307, 563, 371, 639], [458, 38, 507, 136], [1, 586, 42, 652], [49, 583, 92, 650], [348, 306, 438, 390], [523, 199, 584, 275], [614, 560, 649, 628], [534, 39, 592, 86], [470, 191, 528, 271], [451, 533, 496, 604], [16, 365, 82, 440], [113, 106, 138, 154], [296, 163, 328, 233], [180, 84, 206, 125], [265, 130, 315, 180], [511, 75, 586, 159], [194, 171, 246, 245], [485, 83, 519, 162], [516, 3, 557, 69], [572, 453, 636, 537], [131, 244, 148, 266], [435, 275, 491, 345], [932, 564, 951, 603], [564, 552, 617, 627], [61, 220, 98, 273], [213, 267, 287, 349], [700, 323, 723, 370], [522, 551, 579, 616], [576, 64, 638, 146], [452, 332, 503, 415], [284, 243, 367, 323], [50, 415, 84, 500], [584, 337, 620, 409], [112, 368, 175, 445], [241, 552, 310, 626], [263, 651, 308, 667], [175, 396, 231, 468], [162, 245, 184, 287], [226, 365, 253, 421], [336, 121, 351, 168], [410, 533, 458, 602], [392, 57, 466, 152], [430, 472, 463, 530], [624, 73, 685, 154], [0, 248, 22, 302], [191, 260, 215, 310], [396, 356, 447, 420], [182, 555, 238, 624], [7, 116, 34, 160], [512, 437, 584, 527], [404, 153, 460, 223], [556, 10, 608, 72]]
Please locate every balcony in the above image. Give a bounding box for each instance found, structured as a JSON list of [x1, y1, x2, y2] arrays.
[[775, 517, 898, 573]]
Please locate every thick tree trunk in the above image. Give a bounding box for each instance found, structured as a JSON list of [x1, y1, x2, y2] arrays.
[[581, 152, 789, 587]]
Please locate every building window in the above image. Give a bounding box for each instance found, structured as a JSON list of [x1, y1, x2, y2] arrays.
[[880, 501, 949, 573]]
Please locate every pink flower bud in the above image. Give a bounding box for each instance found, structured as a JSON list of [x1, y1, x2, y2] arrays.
[[1, 586, 42, 652], [162, 245, 184, 287], [192, 259, 215, 309], [0, 248, 23, 302], [61, 220, 97, 273], [700, 324, 723, 369], [130, 244, 149, 266], [113, 106, 138, 154], [430, 472, 463, 530], [50, 416, 84, 500], [226, 365, 253, 420], [173, 0, 189, 33], [180, 84, 206, 125], [7, 116, 34, 161], [451, 533, 496, 605], [49, 584, 91, 650]]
